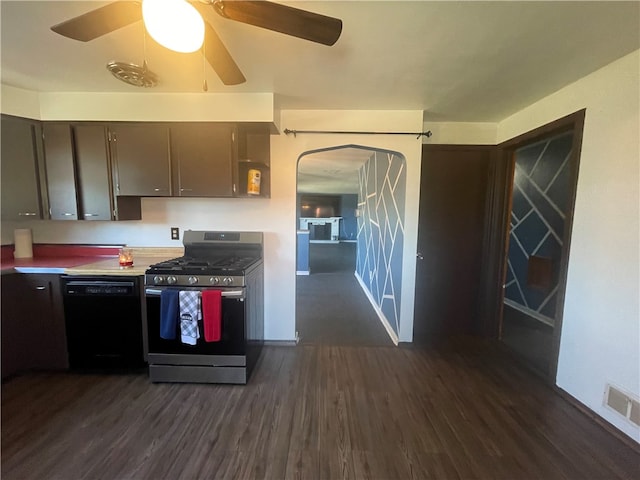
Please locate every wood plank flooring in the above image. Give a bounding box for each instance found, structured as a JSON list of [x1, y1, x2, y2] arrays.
[[2, 339, 639, 480]]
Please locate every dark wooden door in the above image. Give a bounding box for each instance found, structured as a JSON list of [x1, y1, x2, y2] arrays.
[[413, 145, 492, 343]]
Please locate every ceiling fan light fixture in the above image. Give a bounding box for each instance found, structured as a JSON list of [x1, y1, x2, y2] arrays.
[[142, 0, 204, 53]]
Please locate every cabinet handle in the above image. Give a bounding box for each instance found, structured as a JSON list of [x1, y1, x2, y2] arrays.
[[153, 188, 163, 192], [18, 212, 37, 216], [180, 188, 192, 192], [35, 286, 46, 290], [84, 213, 99, 217], [63, 213, 75, 216]]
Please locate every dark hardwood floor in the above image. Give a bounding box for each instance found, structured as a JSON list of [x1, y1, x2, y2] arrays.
[[2, 340, 638, 480]]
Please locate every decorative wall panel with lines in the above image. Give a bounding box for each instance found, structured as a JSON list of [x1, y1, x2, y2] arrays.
[[504, 131, 574, 325], [356, 151, 406, 335]]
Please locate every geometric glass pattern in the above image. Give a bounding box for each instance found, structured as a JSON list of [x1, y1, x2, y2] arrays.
[[356, 151, 406, 335], [504, 131, 574, 326]]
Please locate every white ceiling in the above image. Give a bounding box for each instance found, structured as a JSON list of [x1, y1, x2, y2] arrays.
[[298, 146, 373, 194], [1, 1, 639, 193]]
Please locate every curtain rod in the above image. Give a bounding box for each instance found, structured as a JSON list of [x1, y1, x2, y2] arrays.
[[283, 128, 432, 139]]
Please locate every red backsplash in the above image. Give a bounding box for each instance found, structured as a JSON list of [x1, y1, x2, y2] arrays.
[[0, 245, 14, 262]]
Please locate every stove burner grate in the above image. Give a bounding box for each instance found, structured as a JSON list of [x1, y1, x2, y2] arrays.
[[148, 255, 260, 273]]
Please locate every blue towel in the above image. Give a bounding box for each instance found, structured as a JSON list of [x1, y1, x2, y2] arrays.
[[160, 290, 179, 340]]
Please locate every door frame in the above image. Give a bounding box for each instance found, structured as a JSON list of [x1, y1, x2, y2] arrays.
[[480, 109, 586, 382]]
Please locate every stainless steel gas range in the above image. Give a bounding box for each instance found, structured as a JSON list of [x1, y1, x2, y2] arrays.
[[144, 230, 264, 384]]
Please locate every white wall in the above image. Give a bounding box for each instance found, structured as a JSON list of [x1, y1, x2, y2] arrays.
[[1, 85, 41, 119], [497, 50, 640, 442], [424, 121, 497, 145], [0, 85, 277, 124]]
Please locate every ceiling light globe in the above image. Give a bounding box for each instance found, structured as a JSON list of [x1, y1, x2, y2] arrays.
[[142, 0, 204, 53]]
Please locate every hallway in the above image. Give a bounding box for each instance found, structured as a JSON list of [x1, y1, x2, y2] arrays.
[[296, 242, 393, 346]]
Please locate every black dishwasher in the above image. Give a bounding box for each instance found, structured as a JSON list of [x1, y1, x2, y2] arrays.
[[61, 276, 146, 370]]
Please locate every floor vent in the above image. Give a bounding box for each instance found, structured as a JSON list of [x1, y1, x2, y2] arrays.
[[604, 384, 640, 427]]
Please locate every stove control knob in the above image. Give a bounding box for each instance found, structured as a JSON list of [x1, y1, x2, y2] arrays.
[[209, 277, 220, 285], [167, 276, 177, 285], [223, 277, 233, 286], [153, 276, 164, 285], [188, 276, 198, 285]]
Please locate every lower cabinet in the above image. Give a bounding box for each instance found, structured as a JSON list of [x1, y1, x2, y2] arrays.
[[1, 273, 29, 379], [1, 273, 68, 379]]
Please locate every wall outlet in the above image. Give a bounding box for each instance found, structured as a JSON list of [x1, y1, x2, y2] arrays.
[[171, 227, 179, 240]]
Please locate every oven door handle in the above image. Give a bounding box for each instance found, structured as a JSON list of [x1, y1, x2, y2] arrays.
[[145, 288, 245, 299]]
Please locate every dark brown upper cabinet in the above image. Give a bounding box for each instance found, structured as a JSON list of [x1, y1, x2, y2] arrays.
[[170, 123, 234, 197], [1, 115, 44, 220], [73, 125, 115, 221], [41, 122, 142, 221], [110, 124, 171, 197], [42, 123, 79, 220]]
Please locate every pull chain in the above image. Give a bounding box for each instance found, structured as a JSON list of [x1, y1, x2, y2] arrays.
[[142, 24, 149, 72], [202, 37, 208, 92]]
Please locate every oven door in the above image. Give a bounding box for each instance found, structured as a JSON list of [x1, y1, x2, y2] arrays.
[[145, 287, 246, 356]]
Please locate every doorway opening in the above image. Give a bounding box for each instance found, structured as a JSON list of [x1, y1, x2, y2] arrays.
[[497, 110, 585, 382], [295, 145, 406, 346]]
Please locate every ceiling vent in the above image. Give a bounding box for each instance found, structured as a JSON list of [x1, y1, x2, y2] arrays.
[[106, 61, 158, 88]]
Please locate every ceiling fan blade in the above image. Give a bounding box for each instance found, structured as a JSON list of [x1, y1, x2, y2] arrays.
[[214, 0, 342, 46], [51, 1, 142, 42], [202, 20, 246, 85]]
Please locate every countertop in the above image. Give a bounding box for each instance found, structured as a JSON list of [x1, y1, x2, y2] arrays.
[[1, 246, 183, 276], [64, 252, 182, 276]]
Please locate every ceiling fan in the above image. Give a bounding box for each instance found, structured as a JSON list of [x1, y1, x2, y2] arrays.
[[50, 0, 343, 86]]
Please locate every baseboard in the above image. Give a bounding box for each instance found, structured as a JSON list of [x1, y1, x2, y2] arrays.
[[263, 340, 297, 347], [354, 272, 399, 346], [554, 386, 640, 454]]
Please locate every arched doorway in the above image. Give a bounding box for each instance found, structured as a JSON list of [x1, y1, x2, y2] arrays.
[[295, 145, 406, 346]]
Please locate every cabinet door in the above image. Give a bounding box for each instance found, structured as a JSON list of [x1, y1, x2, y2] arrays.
[[1, 274, 29, 378], [0, 273, 68, 377], [110, 124, 171, 196], [0, 115, 43, 220], [171, 123, 233, 197], [43, 123, 79, 220], [23, 274, 69, 370], [74, 125, 113, 220]]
